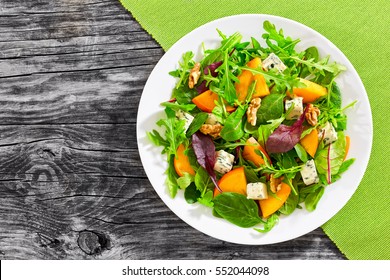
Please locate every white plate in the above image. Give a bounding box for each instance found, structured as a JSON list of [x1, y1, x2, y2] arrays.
[[136, 14, 372, 244]]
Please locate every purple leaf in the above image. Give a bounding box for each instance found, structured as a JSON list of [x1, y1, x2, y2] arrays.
[[191, 132, 221, 192], [266, 106, 308, 153], [204, 61, 222, 77], [196, 80, 208, 94]]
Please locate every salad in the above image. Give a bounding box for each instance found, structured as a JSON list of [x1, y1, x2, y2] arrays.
[[148, 21, 355, 233]]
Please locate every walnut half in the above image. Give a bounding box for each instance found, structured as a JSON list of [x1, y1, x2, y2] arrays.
[[246, 98, 261, 126], [270, 174, 284, 193], [199, 123, 223, 138], [188, 62, 201, 89], [305, 104, 320, 126]]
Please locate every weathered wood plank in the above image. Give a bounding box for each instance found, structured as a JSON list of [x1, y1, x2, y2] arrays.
[[0, 0, 345, 260]]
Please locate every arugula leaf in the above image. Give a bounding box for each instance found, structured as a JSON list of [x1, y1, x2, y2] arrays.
[[213, 192, 264, 228], [241, 66, 301, 92], [256, 94, 285, 125], [174, 51, 195, 89], [216, 50, 240, 104], [218, 31, 243, 52], [148, 107, 187, 159], [161, 102, 196, 112], [254, 214, 279, 233], [299, 46, 319, 78], [166, 155, 179, 198], [262, 21, 300, 56], [220, 106, 246, 141]]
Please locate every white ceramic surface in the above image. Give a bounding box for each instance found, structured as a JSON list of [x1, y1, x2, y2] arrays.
[[136, 14, 372, 244]]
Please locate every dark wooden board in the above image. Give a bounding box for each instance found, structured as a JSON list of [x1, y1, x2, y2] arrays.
[[0, 0, 344, 259]]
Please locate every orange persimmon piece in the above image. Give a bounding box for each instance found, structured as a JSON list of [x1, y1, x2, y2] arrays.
[[235, 69, 253, 102], [174, 144, 195, 177], [291, 78, 327, 103], [192, 90, 234, 113], [246, 57, 262, 68], [214, 166, 247, 197], [242, 137, 271, 167], [300, 129, 319, 158], [259, 182, 291, 218], [252, 74, 270, 98], [344, 135, 350, 161], [236, 57, 269, 102]]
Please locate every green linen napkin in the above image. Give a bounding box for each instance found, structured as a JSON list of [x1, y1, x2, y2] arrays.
[[120, 0, 390, 259]]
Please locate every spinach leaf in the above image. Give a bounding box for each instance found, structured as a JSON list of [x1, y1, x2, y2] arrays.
[[256, 94, 285, 125], [294, 143, 308, 162], [186, 112, 208, 137], [315, 131, 346, 176], [332, 158, 355, 182], [194, 167, 214, 194], [305, 186, 325, 212], [220, 106, 246, 141], [172, 85, 197, 105], [213, 192, 264, 228], [279, 191, 299, 215], [198, 189, 214, 207], [254, 214, 279, 233], [184, 183, 201, 204]]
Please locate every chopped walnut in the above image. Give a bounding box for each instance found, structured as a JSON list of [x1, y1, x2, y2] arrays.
[[200, 123, 223, 138], [246, 98, 261, 126], [270, 174, 284, 193], [305, 104, 320, 126], [188, 62, 201, 89]]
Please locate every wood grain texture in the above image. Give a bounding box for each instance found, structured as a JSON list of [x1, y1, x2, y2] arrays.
[[0, 0, 345, 259]]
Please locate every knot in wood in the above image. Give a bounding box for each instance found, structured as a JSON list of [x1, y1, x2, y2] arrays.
[[77, 230, 111, 255]]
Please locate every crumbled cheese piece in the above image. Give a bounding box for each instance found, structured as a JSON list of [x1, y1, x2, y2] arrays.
[[319, 121, 338, 145], [175, 110, 194, 132], [300, 159, 319, 185], [247, 182, 268, 200], [262, 53, 287, 72], [213, 150, 234, 175], [205, 113, 219, 125], [285, 97, 303, 120]]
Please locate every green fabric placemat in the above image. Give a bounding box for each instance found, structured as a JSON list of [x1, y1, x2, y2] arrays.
[[120, 0, 390, 259]]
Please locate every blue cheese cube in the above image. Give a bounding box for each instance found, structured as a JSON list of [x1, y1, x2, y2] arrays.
[[175, 110, 194, 132], [213, 150, 234, 175], [262, 53, 287, 72], [319, 121, 338, 146], [247, 182, 268, 200], [205, 113, 219, 125], [285, 97, 303, 120], [300, 159, 319, 185]]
